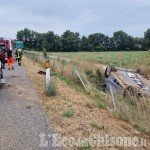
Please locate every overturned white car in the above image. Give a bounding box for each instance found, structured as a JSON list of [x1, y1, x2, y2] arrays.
[[105, 65, 150, 98]]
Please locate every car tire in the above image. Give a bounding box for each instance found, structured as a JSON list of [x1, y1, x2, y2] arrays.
[[105, 66, 111, 78]]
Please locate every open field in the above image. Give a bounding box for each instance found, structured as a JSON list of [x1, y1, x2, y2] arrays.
[[48, 51, 150, 77]]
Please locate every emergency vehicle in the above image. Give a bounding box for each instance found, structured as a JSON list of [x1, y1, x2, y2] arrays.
[[0, 37, 13, 50], [0, 37, 12, 84]]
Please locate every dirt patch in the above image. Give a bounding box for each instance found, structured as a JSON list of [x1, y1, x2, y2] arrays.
[[6, 84, 14, 88], [4, 84, 18, 89], [26, 106, 32, 109], [22, 57, 150, 150], [11, 75, 20, 78], [3, 84, 23, 90]]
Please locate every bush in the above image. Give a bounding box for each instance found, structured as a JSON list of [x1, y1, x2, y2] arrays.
[[63, 109, 75, 117], [45, 81, 56, 96], [95, 99, 108, 109], [85, 68, 104, 89]]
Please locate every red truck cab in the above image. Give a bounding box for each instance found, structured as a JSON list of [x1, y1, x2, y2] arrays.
[[0, 37, 12, 50]]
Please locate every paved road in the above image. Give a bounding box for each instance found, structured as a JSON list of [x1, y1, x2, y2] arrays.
[[0, 63, 60, 150]]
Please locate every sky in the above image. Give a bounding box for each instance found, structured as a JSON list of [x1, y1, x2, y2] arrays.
[[0, 0, 149, 39]]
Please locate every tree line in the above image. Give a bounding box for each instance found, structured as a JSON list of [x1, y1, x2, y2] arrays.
[[16, 28, 150, 52]]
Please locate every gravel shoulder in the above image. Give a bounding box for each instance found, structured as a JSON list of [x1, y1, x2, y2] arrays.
[[0, 62, 59, 150]]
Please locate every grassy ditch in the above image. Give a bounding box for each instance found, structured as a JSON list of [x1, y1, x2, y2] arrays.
[[24, 51, 150, 136], [114, 96, 150, 135]]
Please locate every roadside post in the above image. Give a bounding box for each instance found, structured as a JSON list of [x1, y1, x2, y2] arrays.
[[75, 68, 88, 91], [45, 60, 50, 92], [109, 84, 117, 110]]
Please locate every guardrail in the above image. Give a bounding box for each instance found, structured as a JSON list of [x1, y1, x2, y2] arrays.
[[24, 51, 106, 92]]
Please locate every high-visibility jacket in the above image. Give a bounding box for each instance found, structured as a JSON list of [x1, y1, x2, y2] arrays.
[[15, 49, 23, 59]]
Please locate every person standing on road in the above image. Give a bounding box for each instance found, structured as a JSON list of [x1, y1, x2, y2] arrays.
[[15, 48, 23, 66], [0, 47, 6, 69], [6, 47, 14, 70]]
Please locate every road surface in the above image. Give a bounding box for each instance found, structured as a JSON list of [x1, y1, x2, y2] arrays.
[[0, 63, 60, 150]]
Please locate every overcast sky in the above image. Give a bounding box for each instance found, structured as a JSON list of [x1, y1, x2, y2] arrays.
[[0, 0, 149, 39]]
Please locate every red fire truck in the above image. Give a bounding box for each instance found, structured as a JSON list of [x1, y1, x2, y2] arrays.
[[0, 37, 13, 50], [0, 37, 9, 83]]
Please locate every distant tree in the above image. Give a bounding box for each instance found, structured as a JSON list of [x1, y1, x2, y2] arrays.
[[42, 39, 49, 51], [43, 31, 56, 51], [81, 36, 90, 51], [103, 36, 111, 50], [133, 37, 142, 50], [61, 30, 81, 52], [16, 28, 148, 51], [88, 33, 106, 51], [96, 44, 106, 51], [35, 33, 44, 51], [16, 28, 37, 49], [16, 30, 24, 41], [113, 30, 133, 50], [107, 37, 115, 50], [126, 36, 135, 50], [143, 28, 150, 49], [54, 35, 63, 52]]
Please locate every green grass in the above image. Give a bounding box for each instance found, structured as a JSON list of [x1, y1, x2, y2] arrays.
[[48, 51, 150, 73], [29, 50, 150, 78], [45, 81, 56, 96], [56, 74, 88, 94], [94, 98, 108, 109], [91, 123, 104, 130], [114, 96, 150, 135], [63, 109, 75, 118], [25, 51, 150, 135]]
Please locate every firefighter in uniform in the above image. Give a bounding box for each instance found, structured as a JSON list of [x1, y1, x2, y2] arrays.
[[15, 48, 23, 66]]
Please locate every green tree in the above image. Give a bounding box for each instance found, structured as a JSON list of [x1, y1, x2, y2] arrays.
[[42, 39, 49, 51], [81, 36, 90, 51], [133, 37, 143, 50], [103, 36, 111, 51], [113, 30, 132, 50], [54, 35, 63, 52], [16, 30, 24, 41], [61, 30, 81, 52], [16, 28, 147, 51], [88, 33, 106, 51], [44, 31, 55, 51], [143, 28, 150, 49], [35, 33, 44, 51], [16, 28, 37, 49]]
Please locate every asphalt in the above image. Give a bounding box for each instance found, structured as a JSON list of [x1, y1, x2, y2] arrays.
[[0, 62, 61, 150]]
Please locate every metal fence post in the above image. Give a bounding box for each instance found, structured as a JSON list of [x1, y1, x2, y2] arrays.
[[75, 69, 88, 91], [109, 84, 117, 110]]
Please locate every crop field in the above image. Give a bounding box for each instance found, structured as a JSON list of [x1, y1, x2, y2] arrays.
[[49, 51, 150, 76]]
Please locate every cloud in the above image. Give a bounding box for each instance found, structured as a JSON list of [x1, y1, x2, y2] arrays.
[[0, 0, 150, 38]]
